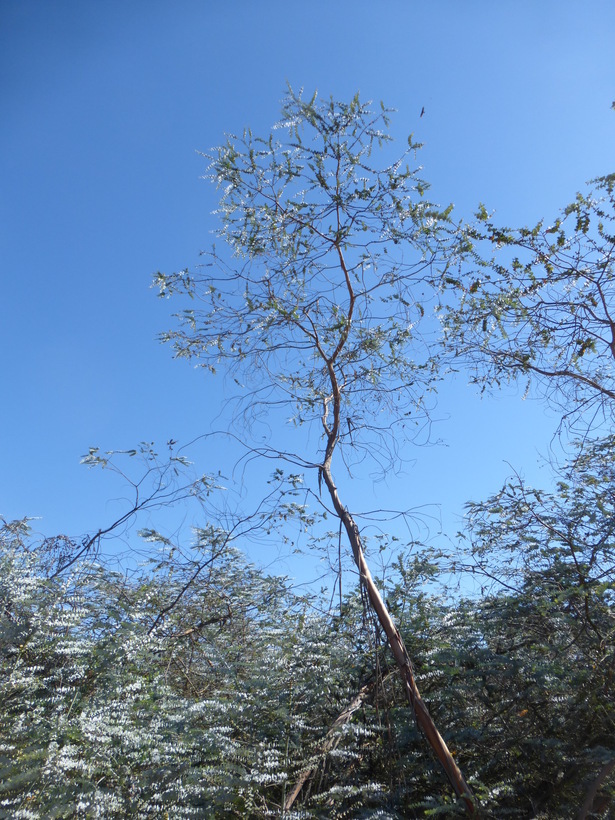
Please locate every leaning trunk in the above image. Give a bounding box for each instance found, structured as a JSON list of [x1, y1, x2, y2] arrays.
[[322, 463, 477, 816]]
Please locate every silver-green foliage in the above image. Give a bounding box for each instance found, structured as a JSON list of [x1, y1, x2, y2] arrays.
[[0, 517, 386, 819], [155, 89, 454, 467], [2, 478, 613, 818], [0, 522, 217, 817], [444, 173, 615, 433]]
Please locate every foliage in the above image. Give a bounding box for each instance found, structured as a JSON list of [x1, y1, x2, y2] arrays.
[[460, 437, 615, 812], [155, 88, 454, 470], [3, 470, 614, 818], [0, 516, 395, 818], [0, 516, 427, 818], [443, 173, 615, 435]]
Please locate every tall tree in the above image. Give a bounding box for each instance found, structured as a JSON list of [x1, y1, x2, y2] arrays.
[[155, 89, 476, 812]]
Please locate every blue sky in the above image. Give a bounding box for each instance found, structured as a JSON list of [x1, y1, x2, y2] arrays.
[[2, 1, 614, 575]]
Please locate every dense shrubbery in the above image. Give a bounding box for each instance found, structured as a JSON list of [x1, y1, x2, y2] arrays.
[[2, 437, 614, 817]]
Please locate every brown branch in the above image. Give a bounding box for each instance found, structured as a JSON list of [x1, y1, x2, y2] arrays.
[[488, 349, 615, 402], [283, 671, 395, 812], [321, 463, 477, 815]]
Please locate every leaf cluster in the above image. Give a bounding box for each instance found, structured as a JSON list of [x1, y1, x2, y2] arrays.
[[444, 174, 615, 434]]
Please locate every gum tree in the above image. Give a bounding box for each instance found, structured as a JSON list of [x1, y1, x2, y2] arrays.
[[156, 89, 476, 812]]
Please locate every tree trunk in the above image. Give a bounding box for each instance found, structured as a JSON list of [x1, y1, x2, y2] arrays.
[[322, 464, 477, 816], [577, 758, 615, 820]]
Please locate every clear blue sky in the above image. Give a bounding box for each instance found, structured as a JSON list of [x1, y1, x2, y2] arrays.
[[2, 1, 614, 573]]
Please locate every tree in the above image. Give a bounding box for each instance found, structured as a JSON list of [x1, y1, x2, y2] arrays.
[[443, 173, 615, 437], [155, 89, 476, 812]]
